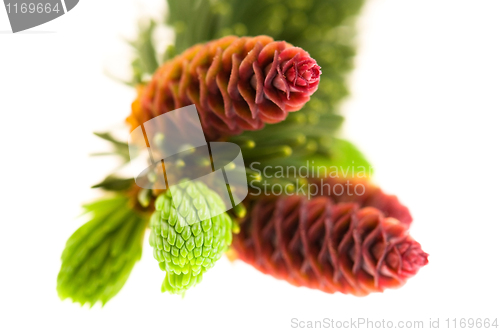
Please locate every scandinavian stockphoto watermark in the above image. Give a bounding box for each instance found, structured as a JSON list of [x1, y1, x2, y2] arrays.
[[248, 161, 374, 200], [3, 0, 79, 33], [127, 104, 248, 225]]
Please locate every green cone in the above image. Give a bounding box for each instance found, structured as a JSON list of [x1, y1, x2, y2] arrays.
[[149, 181, 234, 295]]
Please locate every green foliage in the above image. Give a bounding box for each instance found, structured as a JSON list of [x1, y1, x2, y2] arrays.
[[57, 196, 147, 306], [149, 181, 234, 295], [266, 138, 371, 171], [130, 20, 160, 85], [91, 131, 131, 161], [320, 138, 372, 171], [90, 132, 138, 191], [166, 0, 221, 56], [91, 175, 134, 191], [232, 112, 346, 168]]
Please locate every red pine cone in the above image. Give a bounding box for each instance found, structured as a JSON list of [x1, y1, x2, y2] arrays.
[[232, 182, 428, 296], [310, 177, 413, 227], [127, 36, 321, 140]]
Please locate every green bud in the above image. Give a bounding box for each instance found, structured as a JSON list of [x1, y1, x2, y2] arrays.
[[149, 181, 234, 295]]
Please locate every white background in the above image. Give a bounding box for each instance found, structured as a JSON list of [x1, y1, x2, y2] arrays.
[[1, 0, 499, 331]]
